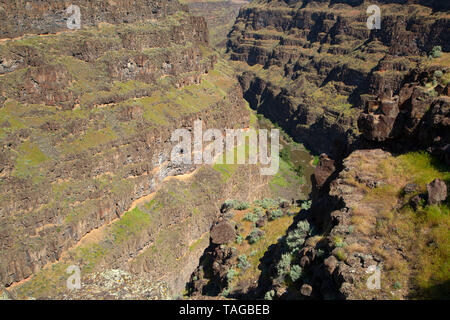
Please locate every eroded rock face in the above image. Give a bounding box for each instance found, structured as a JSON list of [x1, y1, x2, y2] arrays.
[[294, 150, 393, 299], [0, 0, 250, 291], [0, 0, 196, 39], [358, 66, 450, 165], [186, 1, 249, 48], [358, 99, 400, 141], [312, 154, 336, 189], [427, 178, 448, 205]]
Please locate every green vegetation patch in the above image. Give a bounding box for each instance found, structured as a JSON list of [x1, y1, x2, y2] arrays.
[[13, 141, 50, 181], [111, 207, 152, 244]]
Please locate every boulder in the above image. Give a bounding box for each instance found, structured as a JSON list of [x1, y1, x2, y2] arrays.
[[300, 256, 310, 268], [427, 178, 447, 205], [300, 284, 313, 297], [274, 285, 287, 298], [255, 215, 267, 228], [279, 200, 289, 208], [404, 183, 418, 194], [210, 222, 236, 245], [410, 194, 423, 210], [324, 255, 338, 275], [220, 202, 233, 213]]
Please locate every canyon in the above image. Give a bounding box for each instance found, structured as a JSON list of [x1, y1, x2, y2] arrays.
[[0, 0, 449, 300]]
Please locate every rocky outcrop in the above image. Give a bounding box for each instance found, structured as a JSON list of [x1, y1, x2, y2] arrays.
[[427, 178, 447, 205], [188, 208, 239, 296], [358, 65, 450, 165], [291, 148, 449, 299], [292, 150, 393, 299], [312, 154, 335, 189]]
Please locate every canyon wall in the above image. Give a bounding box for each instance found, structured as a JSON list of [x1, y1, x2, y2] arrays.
[[183, 0, 249, 48], [0, 0, 195, 39], [0, 0, 253, 294]]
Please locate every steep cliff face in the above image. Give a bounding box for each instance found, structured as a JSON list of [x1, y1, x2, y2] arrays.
[[182, 0, 249, 48], [227, 0, 449, 157], [0, 0, 194, 39], [358, 59, 450, 165], [0, 0, 252, 292], [10, 161, 272, 299]]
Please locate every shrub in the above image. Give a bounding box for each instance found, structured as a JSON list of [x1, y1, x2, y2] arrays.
[[335, 248, 347, 261], [300, 200, 312, 210], [253, 207, 263, 216], [297, 220, 310, 233], [264, 290, 275, 300], [333, 236, 346, 248], [244, 212, 258, 223], [427, 89, 438, 98], [276, 253, 292, 277], [269, 209, 283, 221], [286, 230, 305, 248], [313, 155, 320, 166], [224, 199, 238, 209], [286, 227, 308, 253], [393, 281, 402, 290], [247, 228, 265, 244], [434, 70, 443, 78], [316, 249, 325, 258], [224, 200, 250, 210], [237, 254, 250, 269], [256, 198, 277, 209], [221, 287, 232, 297], [227, 268, 237, 283], [236, 234, 244, 245], [235, 201, 250, 210], [289, 265, 303, 282], [295, 164, 304, 177], [250, 250, 257, 257], [430, 46, 442, 58], [280, 145, 291, 163]]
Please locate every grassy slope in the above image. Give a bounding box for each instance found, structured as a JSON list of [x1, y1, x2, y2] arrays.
[[346, 151, 449, 299]]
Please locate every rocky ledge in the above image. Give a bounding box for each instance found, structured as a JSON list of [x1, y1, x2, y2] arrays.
[[297, 148, 449, 299]]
